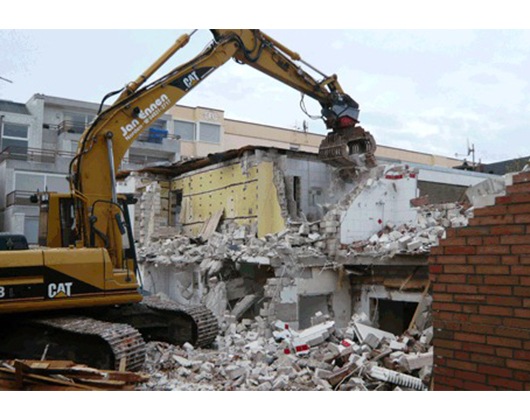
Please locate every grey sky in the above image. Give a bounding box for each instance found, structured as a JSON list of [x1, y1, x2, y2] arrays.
[[1, 4, 528, 164]]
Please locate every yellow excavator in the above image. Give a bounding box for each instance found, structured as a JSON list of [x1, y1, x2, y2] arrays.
[[0, 29, 376, 371]]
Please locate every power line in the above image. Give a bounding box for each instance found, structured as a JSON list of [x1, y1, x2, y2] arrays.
[[0, 76, 13, 84]]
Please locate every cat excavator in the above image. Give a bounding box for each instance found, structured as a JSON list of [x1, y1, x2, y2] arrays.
[[0, 29, 377, 371]]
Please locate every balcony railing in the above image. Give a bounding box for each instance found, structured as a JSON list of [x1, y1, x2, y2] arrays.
[[6, 190, 38, 207], [0, 146, 76, 164]]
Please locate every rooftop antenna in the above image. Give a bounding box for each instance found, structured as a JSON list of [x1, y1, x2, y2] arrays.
[[455, 138, 476, 169]]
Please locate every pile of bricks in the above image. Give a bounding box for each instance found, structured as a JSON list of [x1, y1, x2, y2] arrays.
[[430, 171, 530, 390]]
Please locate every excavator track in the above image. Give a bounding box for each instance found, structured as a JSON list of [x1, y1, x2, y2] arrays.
[[319, 126, 377, 169], [0, 315, 146, 372], [141, 295, 219, 348]]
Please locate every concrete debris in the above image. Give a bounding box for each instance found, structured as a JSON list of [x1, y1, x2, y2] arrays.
[[136, 312, 434, 391]]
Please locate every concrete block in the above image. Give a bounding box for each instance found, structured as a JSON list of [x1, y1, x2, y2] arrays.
[[297, 321, 335, 347], [406, 239, 422, 252], [172, 355, 192, 367], [257, 382, 272, 391], [272, 375, 289, 390], [389, 340, 408, 351], [363, 333, 381, 349], [403, 352, 433, 371], [226, 364, 246, 380], [353, 322, 396, 343]]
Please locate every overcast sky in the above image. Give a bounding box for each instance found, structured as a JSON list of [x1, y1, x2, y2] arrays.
[[1, 2, 528, 164]]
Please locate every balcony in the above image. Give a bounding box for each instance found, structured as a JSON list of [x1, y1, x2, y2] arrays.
[[6, 190, 38, 207], [0, 146, 76, 164]]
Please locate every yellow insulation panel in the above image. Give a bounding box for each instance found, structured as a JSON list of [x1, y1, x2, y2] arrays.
[[171, 161, 284, 238], [256, 161, 285, 237]]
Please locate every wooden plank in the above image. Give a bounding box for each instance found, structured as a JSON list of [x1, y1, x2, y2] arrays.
[[197, 209, 223, 242]]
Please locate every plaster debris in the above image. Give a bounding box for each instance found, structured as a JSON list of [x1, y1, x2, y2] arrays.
[[136, 311, 434, 391]]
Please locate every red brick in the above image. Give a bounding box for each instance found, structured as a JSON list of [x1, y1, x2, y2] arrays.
[[500, 234, 530, 245], [457, 227, 490, 237], [469, 215, 514, 226], [501, 255, 520, 265], [515, 214, 530, 224], [495, 348, 514, 358], [512, 265, 530, 275], [514, 371, 530, 382], [496, 195, 512, 204], [435, 329, 455, 340], [483, 236, 500, 245], [432, 283, 446, 292], [484, 276, 518, 286], [508, 193, 530, 203], [519, 277, 530, 287], [467, 255, 499, 265], [512, 245, 530, 254], [446, 359, 477, 372], [488, 377, 524, 390], [462, 381, 496, 391], [477, 285, 512, 295], [476, 245, 510, 255], [495, 326, 530, 340], [480, 306, 513, 316], [462, 342, 495, 355], [466, 275, 484, 284], [435, 339, 463, 350], [503, 317, 530, 329], [434, 293, 455, 302], [454, 351, 471, 361], [507, 203, 530, 214], [445, 245, 476, 255], [524, 299, 530, 308], [453, 370, 486, 383], [437, 274, 467, 284], [469, 314, 499, 325], [466, 237, 483, 246], [492, 225, 525, 235], [506, 359, 530, 372], [436, 348, 455, 359], [432, 302, 461, 312], [474, 205, 508, 216], [454, 332, 485, 344], [434, 384, 456, 391], [471, 354, 505, 367], [514, 308, 530, 318], [429, 264, 443, 274], [513, 286, 530, 297], [507, 183, 530, 194], [520, 257, 530, 265], [437, 255, 467, 264], [459, 323, 492, 335], [486, 295, 522, 306], [435, 320, 461, 331], [454, 294, 487, 303], [430, 246, 444, 255], [514, 350, 530, 360], [445, 265, 475, 274], [440, 238, 467, 247], [476, 266, 510, 275], [477, 365, 513, 378], [447, 285, 477, 294], [512, 172, 530, 184], [436, 375, 464, 389], [486, 336, 522, 348], [461, 305, 479, 314]]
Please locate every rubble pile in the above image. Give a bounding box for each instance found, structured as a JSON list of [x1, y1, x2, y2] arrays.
[[346, 202, 472, 258], [137, 311, 433, 391], [139, 201, 473, 269]]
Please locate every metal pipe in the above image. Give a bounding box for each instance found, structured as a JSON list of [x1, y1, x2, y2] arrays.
[[105, 132, 117, 203], [117, 29, 198, 101]]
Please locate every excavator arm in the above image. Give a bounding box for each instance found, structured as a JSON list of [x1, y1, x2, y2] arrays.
[[70, 29, 377, 269]]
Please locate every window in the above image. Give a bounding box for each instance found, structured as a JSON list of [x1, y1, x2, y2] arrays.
[[62, 112, 96, 134], [174, 120, 196, 141], [139, 119, 168, 144], [24, 217, 39, 244], [198, 122, 220, 144], [1, 122, 29, 154], [14, 172, 69, 193]]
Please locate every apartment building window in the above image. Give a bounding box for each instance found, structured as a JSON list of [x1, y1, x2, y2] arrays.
[[1, 122, 29, 154], [174, 120, 196, 141], [198, 122, 221, 144], [62, 112, 96, 134]]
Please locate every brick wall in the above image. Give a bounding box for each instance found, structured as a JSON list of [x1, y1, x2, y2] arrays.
[[430, 172, 530, 391]]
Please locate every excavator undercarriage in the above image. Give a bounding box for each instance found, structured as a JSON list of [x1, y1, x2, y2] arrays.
[[0, 296, 219, 371]]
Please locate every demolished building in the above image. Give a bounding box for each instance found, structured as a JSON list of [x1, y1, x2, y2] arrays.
[[116, 145, 502, 390]]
